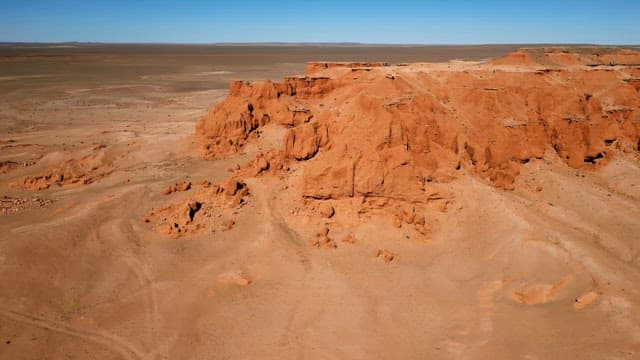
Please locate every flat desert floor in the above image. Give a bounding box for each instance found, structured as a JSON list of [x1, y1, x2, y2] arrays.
[[1, 44, 639, 359]]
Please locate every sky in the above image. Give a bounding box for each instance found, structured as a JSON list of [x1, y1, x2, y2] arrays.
[[1, 0, 639, 44]]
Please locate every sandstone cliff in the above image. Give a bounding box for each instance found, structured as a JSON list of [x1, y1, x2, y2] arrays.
[[197, 48, 640, 197]]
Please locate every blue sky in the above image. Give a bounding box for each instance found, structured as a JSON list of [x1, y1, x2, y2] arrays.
[[1, 0, 638, 44]]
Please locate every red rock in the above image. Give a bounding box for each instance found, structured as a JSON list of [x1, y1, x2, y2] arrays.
[[14, 152, 113, 191], [376, 249, 397, 263], [284, 123, 329, 160], [318, 202, 335, 218], [196, 48, 640, 225], [163, 180, 192, 195]]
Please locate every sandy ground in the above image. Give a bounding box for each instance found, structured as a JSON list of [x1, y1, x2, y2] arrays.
[[1, 45, 639, 359]]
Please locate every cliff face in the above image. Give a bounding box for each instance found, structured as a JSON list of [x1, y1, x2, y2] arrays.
[[197, 49, 640, 204]]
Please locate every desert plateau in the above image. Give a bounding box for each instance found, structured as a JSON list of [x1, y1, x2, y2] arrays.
[[1, 43, 640, 359]]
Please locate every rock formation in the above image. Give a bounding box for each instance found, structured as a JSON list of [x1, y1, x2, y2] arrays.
[[198, 48, 639, 189], [192, 48, 640, 239], [13, 151, 114, 191], [145, 178, 250, 238]]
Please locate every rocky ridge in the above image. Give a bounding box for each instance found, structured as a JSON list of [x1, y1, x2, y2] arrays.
[[193, 48, 640, 241]]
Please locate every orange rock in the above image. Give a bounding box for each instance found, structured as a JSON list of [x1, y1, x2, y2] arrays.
[[375, 249, 397, 263], [342, 234, 357, 244], [196, 48, 640, 233], [163, 180, 192, 195], [316, 225, 330, 237], [223, 178, 248, 196], [392, 216, 403, 228], [146, 178, 250, 238], [573, 291, 599, 310], [14, 152, 113, 191], [318, 202, 335, 218], [311, 224, 336, 249], [222, 218, 235, 231], [254, 155, 270, 175], [284, 123, 329, 160]]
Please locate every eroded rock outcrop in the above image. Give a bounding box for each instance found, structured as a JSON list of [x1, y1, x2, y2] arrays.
[[199, 48, 639, 188], [193, 48, 640, 240], [163, 180, 192, 195], [146, 178, 250, 238], [12, 151, 114, 191], [490, 47, 640, 68], [196, 76, 334, 159], [284, 122, 329, 160]]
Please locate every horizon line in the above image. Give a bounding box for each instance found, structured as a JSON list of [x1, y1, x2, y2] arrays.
[[1, 41, 639, 47]]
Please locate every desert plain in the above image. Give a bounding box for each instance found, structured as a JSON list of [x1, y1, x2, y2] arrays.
[[1, 43, 640, 359]]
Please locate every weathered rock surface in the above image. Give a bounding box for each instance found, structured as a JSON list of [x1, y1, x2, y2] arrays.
[[163, 180, 192, 195], [13, 151, 114, 191], [146, 177, 250, 238], [197, 48, 640, 205]]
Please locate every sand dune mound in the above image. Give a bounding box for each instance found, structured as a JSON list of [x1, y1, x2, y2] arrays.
[[197, 49, 640, 210]]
